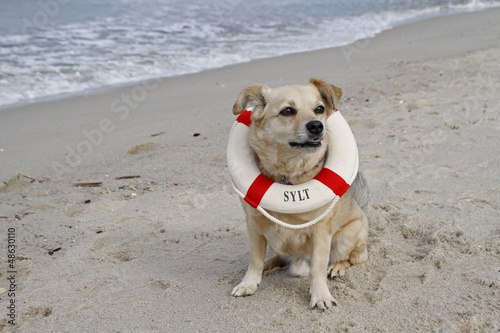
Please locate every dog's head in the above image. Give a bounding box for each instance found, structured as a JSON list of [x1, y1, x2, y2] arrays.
[[233, 79, 342, 181]]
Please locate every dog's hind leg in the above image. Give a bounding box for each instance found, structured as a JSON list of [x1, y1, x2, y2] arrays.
[[327, 260, 351, 278], [327, 214, 368, 279], [328, 241, 367, 278]]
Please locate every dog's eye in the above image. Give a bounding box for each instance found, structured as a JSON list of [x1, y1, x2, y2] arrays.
[[314, 105, 325, 114], [280, 107, 296, 117]]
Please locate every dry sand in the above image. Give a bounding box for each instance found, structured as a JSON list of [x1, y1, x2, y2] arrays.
[[1, 8, 499, 333]]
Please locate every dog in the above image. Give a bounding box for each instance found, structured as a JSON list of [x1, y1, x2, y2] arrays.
[[230, 79, 369, 310]]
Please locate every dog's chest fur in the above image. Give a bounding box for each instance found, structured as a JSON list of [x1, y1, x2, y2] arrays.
[[264, 225, 313, 257], [244, 204, 333, 258]]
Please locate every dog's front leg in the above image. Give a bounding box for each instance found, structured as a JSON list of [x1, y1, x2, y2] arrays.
[[309, 232, 337, 310], [232, 226, 267, 297]]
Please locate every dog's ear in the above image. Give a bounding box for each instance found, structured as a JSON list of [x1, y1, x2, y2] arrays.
[[232, 84, 269, 115], [331, 84, 343, 108], [309, 78, 343, 111]]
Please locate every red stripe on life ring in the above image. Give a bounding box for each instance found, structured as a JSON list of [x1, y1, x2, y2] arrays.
[[314, 168, 350, 197], [244, 174, 275, 208], [236, 110, 252, 127]]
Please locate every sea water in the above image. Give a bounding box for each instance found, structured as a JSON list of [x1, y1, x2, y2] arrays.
[[0, 0, 499, 108]]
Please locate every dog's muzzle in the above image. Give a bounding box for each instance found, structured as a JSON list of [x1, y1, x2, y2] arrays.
[[289, 120, 325, 149]]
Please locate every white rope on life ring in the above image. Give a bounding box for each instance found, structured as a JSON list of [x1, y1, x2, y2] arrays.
[[227, 109, 359, 229]]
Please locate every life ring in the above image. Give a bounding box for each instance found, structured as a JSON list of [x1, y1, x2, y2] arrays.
[[227, 109, 359, 215]]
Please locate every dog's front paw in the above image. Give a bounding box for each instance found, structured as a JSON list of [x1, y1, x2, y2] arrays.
[[310, 292, 338, 310], [231, 282, 259, 297]]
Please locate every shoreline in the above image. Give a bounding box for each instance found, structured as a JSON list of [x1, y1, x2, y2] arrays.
[[1, 6, 499, 113], [0, 7, 499, 332]]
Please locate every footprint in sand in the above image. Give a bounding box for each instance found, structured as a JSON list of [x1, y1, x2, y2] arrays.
[[0, 174, 48, 193], [126, 142, 164, 155]]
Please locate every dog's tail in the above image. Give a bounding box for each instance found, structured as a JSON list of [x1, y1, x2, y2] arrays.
[[351, 172, 369, 211]]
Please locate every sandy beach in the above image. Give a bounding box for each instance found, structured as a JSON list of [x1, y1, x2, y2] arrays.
[[1, 8, 499, 332]]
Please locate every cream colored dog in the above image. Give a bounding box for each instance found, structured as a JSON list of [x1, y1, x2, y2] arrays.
[[231, 79, 369, 310]]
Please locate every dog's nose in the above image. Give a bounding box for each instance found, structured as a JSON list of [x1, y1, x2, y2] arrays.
[[306, 120, 324, 135]]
